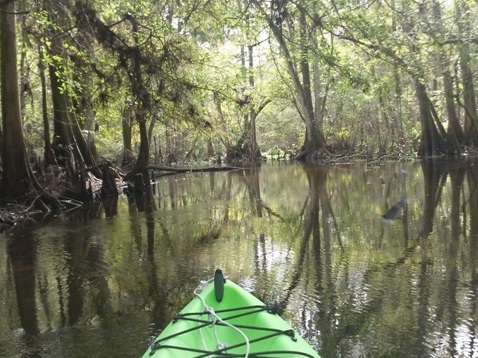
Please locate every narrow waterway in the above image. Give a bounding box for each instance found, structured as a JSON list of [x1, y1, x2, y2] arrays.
[[1, 160, 477, 357]]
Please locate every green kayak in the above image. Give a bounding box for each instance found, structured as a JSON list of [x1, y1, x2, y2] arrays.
[[142, 269, 320, 357]]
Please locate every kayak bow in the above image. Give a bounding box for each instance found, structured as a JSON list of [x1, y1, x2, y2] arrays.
[[142, 270, 320, 357]]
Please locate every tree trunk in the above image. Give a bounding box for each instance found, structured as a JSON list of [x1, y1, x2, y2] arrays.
[[49, 58, 99, 176], [298, 10, 327, 159], [226, 45, 263, 163], [415, 79, 449, 157], [443, 68, 464, 152], [45, 0, 72, 164], [38, 44, 55, 167], [455, 0, 478, 146], [121, 107, 134, 166], [0, 0, 38, 198], [45, 0, 98, 177], [390, 0, 404, 151], [312, 53, 324, 134], [431, 0, 464, 153], [247, 45, 260, 161], [393, 66, 405, 152], [252, 0, 327, 161], [124, 119, 150, 181], [123, 16, 153, 180], [49, 62, 76, 166], [73, 67, 99, 162], [73, 21, 99, 163]]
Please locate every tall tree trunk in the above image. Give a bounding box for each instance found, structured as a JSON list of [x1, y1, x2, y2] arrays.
[[19, 10, 29, 126], [121, 107, 134, 166], [73, 67, 99, 162], [46, 0, 96, 173], [443, 67, 464, 152], [298, 11, 327, 159], [431, 0, 464, 153], [252, 0, 327, 161], [312, 54, 324, 134], [455, 0, 478, 146], [0, 0, 38, 198], [124, 114, 151, 181], [400, 0, 453, 157], [311, 1, 326, 135], [38, 44, 55, 167], [74, 21, 99, 163], [137, 119, 150, 171], [49, 58, 98, 175], [247, 44, 260, 161], [226, 44, 267, 163], [393, 67, 405, 152], [391, 0, 405, 152], [123, 15, 153, 181], [49, 62, 76, 165], [415, 79, 449, 157]]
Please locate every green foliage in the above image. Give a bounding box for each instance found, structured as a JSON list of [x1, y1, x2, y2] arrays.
[[9, 0, 478, 164], [259, 104, 303, 154]]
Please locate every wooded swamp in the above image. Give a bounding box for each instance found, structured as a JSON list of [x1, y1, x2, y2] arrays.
[[1, 160, 477, 358]]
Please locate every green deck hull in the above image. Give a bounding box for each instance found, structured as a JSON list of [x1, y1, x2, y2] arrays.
[[142, 274, 320, 357]]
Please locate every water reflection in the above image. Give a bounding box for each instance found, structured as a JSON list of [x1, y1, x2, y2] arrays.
[[8, 233, 41, 357], [1, 161, 478, 357]]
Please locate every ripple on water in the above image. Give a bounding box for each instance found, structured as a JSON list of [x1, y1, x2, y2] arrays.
[[446, 317, 478, 358]]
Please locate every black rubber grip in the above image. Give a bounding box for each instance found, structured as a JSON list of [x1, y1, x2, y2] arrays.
[[214, 269, 225, 302]]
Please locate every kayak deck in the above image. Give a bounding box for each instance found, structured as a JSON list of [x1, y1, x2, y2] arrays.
[[143, 270, 320, 357]]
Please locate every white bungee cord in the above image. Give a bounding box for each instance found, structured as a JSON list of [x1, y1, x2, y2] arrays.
[[193, 277, 251, 358]]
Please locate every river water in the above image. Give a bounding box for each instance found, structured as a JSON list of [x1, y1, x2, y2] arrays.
[[1, 160, 477, 357]]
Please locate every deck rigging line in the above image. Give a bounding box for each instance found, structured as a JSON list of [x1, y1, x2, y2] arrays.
[[149, 271, 316, 357], [149, 293, 315, 357]]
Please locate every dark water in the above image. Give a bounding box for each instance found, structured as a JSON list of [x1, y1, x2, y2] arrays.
[[1, 160, 478, 357]]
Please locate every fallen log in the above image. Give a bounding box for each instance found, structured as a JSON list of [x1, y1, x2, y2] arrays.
[[147, 165, 242, 173]]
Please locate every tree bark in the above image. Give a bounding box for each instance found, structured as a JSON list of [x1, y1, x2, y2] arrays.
[[226, 44, 266, 163], [124, 118, 150, 181], [252, 0, 327, 160], [298, 10, 327, 158], [0, 0, 38, 198], [38, 44, 55, 167], [247, 44, 260, 161], [49, 62, 76, 166], [455, 0, 478, 146], [72, 64, 99, 162], [431, 0, 464, 154], [46, 0, 97, 173], [415, 79, 449, 157], [121, 15, 153, 180], [121, 107, 134, 166], [443, 68, 464, 152]]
